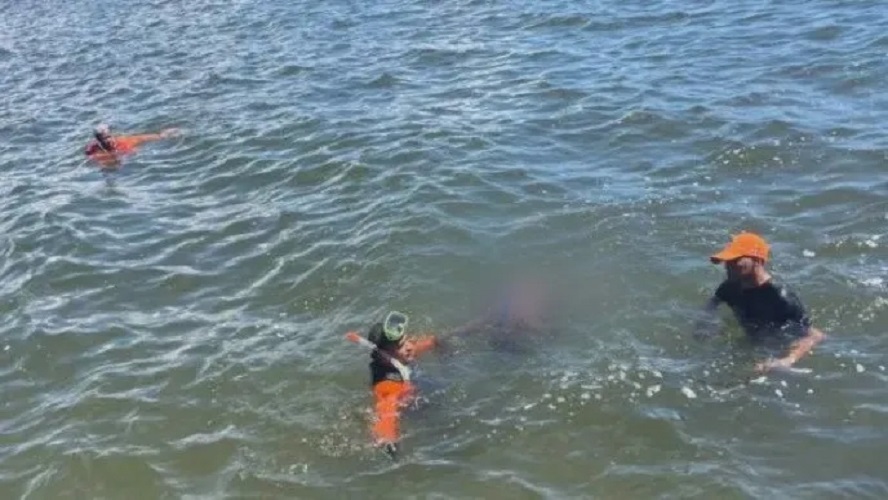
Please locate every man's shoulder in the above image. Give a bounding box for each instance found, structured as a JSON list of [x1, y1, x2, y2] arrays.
[[760, 280, 809, 317], [764, 279, 800, 301], [715, 279, 740, 302]]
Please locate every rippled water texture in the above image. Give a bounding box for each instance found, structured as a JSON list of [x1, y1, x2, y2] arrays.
[[1, 0, 887, 497]]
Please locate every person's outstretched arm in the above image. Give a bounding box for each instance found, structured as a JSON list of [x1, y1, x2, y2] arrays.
[[757, 288, 826, 372], [116, 128, 180, 149], [785, 326, 826, 364], [397, 334, 440, 362]]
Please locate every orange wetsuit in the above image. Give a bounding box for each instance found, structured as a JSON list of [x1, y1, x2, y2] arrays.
[[370, 335, 437, 445], [85, 134, 165, 167]]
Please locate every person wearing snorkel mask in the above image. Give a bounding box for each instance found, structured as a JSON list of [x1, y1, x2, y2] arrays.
[[366, 311, 438, 456], [85, 123, 180, 168]]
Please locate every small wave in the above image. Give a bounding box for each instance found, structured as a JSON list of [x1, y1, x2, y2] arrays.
[[803, 24, 845, 42], [408, 46, 487, 66], [532, 80, 588, 101], [274, 64, 311, 77], [707, 140, 795, 171], [365, 73, 400, 89], [525, 14, 591, 30]]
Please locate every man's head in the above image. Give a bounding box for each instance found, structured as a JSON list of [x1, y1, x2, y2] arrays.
[[94, 123, 114, 151], [94, 123, 111, 139], [710, 232, 770, 284]]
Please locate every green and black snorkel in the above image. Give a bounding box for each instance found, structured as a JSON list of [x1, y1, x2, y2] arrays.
[[345, 311, 412, 381], [382, 311, 408, 343]]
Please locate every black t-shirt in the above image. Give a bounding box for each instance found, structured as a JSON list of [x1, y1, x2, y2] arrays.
[[714, 279, 811, 340], [367, 323, 405, 385]]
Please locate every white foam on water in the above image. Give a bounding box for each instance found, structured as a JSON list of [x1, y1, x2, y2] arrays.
[[681, 387, 697, 399], [856, 364, 865, 373]]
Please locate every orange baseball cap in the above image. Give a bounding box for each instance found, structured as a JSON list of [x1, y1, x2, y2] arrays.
[[710, 232, 770, 264]]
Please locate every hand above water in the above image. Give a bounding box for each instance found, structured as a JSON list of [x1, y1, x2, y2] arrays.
[[396, 335, 437, 362]]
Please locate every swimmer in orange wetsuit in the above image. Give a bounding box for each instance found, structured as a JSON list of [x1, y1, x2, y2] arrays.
[[365, 311, 438, 458], [84, 123, 179, 168]]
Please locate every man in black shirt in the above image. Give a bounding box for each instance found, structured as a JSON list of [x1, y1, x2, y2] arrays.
[[699, 232, 825, 372]]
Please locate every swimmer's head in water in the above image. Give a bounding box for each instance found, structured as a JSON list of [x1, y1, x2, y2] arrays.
[[94, 123, 115, 151], [383, 311, 408, 342]]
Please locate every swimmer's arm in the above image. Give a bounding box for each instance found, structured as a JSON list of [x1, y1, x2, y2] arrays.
[[780, 326, 826, 366], [769, 291, 824, 368], [119, 129, 180, 147], [396, 334, 443, 362], [409, 335, 438, 357], [123, 134, 164, 146]]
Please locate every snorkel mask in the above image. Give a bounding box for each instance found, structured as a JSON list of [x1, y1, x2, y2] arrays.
[[383, 311, 408, 342]]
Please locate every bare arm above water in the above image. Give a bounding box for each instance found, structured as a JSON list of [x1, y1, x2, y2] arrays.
[[757, 326, 826, 372], [755, 287, 825, 372]]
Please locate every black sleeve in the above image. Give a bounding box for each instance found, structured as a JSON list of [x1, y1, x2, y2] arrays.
[[779, 286, 811, 337]]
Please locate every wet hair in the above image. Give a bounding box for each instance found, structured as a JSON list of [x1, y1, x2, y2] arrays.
[[94, 131, 115, 152]]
